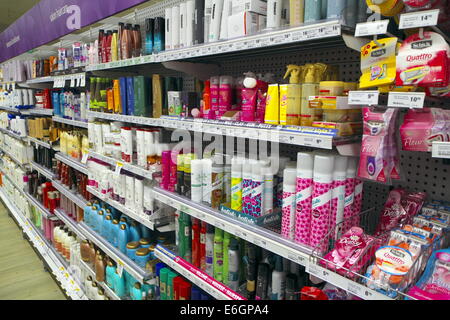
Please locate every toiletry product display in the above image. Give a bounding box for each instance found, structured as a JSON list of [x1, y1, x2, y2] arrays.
[[1, 0, 450, 303], [59, 129, 89, 162]]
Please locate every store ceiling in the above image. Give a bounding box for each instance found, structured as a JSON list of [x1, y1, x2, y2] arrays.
[[0, 0, 40, 33]]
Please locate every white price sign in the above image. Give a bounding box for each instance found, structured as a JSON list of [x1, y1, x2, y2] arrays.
[[388, 92, 425, 108], [399, 9, 440, 29], [432, 142, 450, 159], [355, 20, 389, 37], [348, 91, 379, 105]]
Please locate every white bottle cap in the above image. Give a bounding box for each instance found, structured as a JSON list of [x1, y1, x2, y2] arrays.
[[243, 161, 253, 179], [283, 168, 297, 187], [333, 156, 348, 181], [231, 157, 243, 176], [313, 155, 335, 183], [297, 152, 314, 176], [346, 157, 358, 178]]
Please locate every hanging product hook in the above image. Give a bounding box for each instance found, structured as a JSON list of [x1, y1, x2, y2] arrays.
[[419, 27, 424, 39], [373, 35, 383, 47]]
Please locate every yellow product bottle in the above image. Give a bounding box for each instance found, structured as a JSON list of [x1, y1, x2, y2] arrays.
[[111, 31, 118, 62], [359, 37, 398, 89], [81, 134, 89, 160], [279, 84, 302, 126], [113, 80, 122, 114], [300, 65, 319, 127], [264, 84, 280, 125], [60, 131, 67, 155], [290, 0, 305, 26]]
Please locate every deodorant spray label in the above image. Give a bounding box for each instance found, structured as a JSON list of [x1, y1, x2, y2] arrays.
[[231, 177, 243, 211]]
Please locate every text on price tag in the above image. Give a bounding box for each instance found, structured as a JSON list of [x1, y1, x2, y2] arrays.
[[355, 20, 389, 37], [399, 9, 440, 29], [348, 91, 379, 105], [388, 92, 425, 108]]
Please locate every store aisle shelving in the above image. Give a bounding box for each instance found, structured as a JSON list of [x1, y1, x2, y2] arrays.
[[0, 202, 66, 300]]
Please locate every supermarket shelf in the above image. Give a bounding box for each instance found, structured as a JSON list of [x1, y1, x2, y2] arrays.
[[86, 186, 154, 231], [79, 260, 121, 300], [89, 150, 155, 180], [52, 116, 89, 129], [30, 161, 55, 180], [0, 127, 28, 141], [52, 180, 88, 209], [432, 142, 450, 159], [23, 191, 51, 219], [26, 76, 53, 84], [28, 108, 54, 116], [0, 188, 87, 300], [155, 245, 245, 300], [28, 136, 52, 149], [152, 187, 393, 301], [53, 208, 86, 240], [0, 169, 25, 195], [87, 111, 357, 150], [152, 187, 312, 266], [0, 146, 30, 169], [87, 20, 342, 72], [305, 263, 393, 301], [78, 221, 151, 283], [55, 152, 89, 175], [0, 105, 22, 113]]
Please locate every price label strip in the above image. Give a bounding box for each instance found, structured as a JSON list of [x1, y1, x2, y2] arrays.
[[348, 91, 379, 105], [355, 20, 390, 37], [388, 92, 425, 108], [432, 142, 450, 159], [399, 9, 440, 29]]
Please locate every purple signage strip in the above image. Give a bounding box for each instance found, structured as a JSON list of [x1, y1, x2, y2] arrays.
[[0, 0, 149, 63]]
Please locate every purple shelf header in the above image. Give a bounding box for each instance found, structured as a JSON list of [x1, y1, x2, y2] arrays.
[[0, 0, 149, 63]]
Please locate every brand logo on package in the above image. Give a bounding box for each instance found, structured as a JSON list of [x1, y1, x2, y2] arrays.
[[50, 5, 81, 30], [371, 48, 386, 57], [411, 40, 432, 50]]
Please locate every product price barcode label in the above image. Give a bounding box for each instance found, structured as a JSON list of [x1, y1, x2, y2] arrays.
[[117, 260, 124, 277], [347, 282, 363, 297], [306, 263, 321, 277], [399, 9, 440, 29], [348, 91, 379, 105], [355, 20, 389, 37], [432, 142, 450, 159], [114, 162, 123, 175], [388, 92, 425, 108]]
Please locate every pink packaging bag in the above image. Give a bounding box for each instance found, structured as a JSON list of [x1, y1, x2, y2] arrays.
[[321, 227, 378, 279], [396, 31, 450, 88], [400, 108, 449, 152], [375, 189, 408, 236], [294, 177, 313, 246], [358, 107, 398, 183], [310, 181, 333, 253]]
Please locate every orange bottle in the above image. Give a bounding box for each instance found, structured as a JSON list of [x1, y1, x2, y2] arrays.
[[202, 81, 211, 118]]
